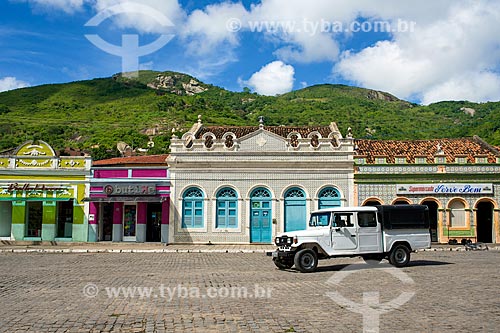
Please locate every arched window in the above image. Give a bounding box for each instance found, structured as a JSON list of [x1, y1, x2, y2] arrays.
[[310, 134, 319, 148], [449, 200, 466, 228], [224, 134, 235, 149], [318, 187, 341, 209], [182, 188, 204, 228], [204, 135, 214, 149], [216, 188, 238, 228]]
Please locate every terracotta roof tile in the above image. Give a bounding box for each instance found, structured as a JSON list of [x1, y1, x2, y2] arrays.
[[93, 154, 168, 166], [355, 138, 498, 164], [196, 125, 333, 139]]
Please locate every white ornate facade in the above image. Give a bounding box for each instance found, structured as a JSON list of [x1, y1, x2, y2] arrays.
[[167, 117, 355, 244]]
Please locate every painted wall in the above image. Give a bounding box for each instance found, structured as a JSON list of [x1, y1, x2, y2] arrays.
[[0, 140, 91, 242], [90, 167, 170, 242]]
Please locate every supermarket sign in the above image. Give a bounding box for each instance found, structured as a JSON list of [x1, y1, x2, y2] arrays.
[[396, 184, 493, 195]]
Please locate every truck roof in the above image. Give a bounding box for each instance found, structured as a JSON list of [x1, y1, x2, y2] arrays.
[[312, 206, 378, 214]]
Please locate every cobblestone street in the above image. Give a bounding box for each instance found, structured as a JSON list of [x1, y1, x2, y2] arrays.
[[0, 250, 499, 332]]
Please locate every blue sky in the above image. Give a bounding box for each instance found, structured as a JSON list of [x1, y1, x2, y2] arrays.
[[1, 0, 500, 104]]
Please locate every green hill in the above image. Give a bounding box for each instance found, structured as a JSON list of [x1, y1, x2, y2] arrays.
[[1, 70, 500, 158]]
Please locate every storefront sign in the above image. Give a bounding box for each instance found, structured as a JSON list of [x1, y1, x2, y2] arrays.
[[7, 183, 66, 192], [396, 183, 493, 195], [104, 184, 156, 196]]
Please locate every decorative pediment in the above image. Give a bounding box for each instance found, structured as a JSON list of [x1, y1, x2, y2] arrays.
[[15, 140, 56, 157], [238, 129, 288, 152]]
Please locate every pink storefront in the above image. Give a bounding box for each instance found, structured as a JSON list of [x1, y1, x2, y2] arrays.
[[87, 155, 170, 242]]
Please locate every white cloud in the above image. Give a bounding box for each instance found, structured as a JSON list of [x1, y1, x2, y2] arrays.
[[335, 0, 500, 103], [13, 0, 85, 13], [0, 77, 29, 92], [180, 2, 246, 55], [422, 72, 500, 105], [248, 0, 342, 63], [92, 0, 184, 34], [246, 61, 295, 96], [17, 0, 184, 32]]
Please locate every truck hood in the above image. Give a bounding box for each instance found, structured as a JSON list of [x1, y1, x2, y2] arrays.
[[277, 228, 328, 238]]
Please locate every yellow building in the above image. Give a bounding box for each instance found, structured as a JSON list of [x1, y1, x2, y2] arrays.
[[0, 141, 91, 242]]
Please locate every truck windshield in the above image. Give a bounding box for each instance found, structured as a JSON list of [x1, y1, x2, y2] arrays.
[[309, 212, 331, 227]]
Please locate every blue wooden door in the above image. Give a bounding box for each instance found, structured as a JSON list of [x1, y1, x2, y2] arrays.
[[250, 188, 272, 243], [284, 188, 306, 232]]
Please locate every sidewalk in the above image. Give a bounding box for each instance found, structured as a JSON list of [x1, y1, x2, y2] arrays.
[[0, 241, 498, 254], [0, 241, 276, 253]]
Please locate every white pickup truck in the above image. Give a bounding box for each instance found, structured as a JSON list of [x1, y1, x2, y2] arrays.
[[271, 205, 431, 272]]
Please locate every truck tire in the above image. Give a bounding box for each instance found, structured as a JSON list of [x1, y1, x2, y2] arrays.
[[273, 258, 294, 270], [389, 244, 411, 267], [294, 249, 318, 273]]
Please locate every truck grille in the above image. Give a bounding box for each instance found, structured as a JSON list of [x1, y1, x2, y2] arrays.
[[275, 236, 293, 246]]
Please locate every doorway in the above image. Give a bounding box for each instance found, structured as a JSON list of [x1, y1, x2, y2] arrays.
[[147, 203, 162, 242], [100, 203, 113, 241], [26, 201, 43, 237], [57, 200, 74, 238], [123, 204, 137, 241], [0, 202, 12, 238], [362, 199, 382, 206], [250, 188, 272, 243], [393, 199, 409, 205], [284, 188, 306, 232], [476, 201, 493, 243], [422, 200, 439, 242]]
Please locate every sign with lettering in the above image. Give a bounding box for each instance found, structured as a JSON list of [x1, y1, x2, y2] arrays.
[[396, 184, 493, 195], [103, 184, 156, 196], [7, 183, 67, 192]]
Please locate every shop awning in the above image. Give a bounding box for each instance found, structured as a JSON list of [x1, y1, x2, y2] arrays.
[[83, 196, 167, 202]]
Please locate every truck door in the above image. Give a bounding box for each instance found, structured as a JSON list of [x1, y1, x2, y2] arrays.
[[357, 211, 382, 252], [330, 213, 358, 251]]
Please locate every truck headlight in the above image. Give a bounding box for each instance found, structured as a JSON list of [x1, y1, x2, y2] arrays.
[[293, 236, 298, 244]]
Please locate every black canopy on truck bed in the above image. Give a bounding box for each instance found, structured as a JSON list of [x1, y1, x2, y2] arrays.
[[376, 205, 430, 230]]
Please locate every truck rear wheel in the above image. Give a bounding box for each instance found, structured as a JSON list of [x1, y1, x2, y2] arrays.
[[294, 249, 318, 273], [389, 244, 410, 267]]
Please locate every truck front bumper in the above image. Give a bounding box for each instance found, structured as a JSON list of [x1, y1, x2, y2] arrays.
[[268, 249, 296, 260]]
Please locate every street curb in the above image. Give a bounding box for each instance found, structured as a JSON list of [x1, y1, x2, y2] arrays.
[[1, 246, 498, 254], [418, 246, 500, 252], [0, 248, 273, 254]]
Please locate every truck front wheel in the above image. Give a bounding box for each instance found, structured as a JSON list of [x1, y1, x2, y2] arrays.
[[389, 244, 410, 267], [294, 249, 318, 273]]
